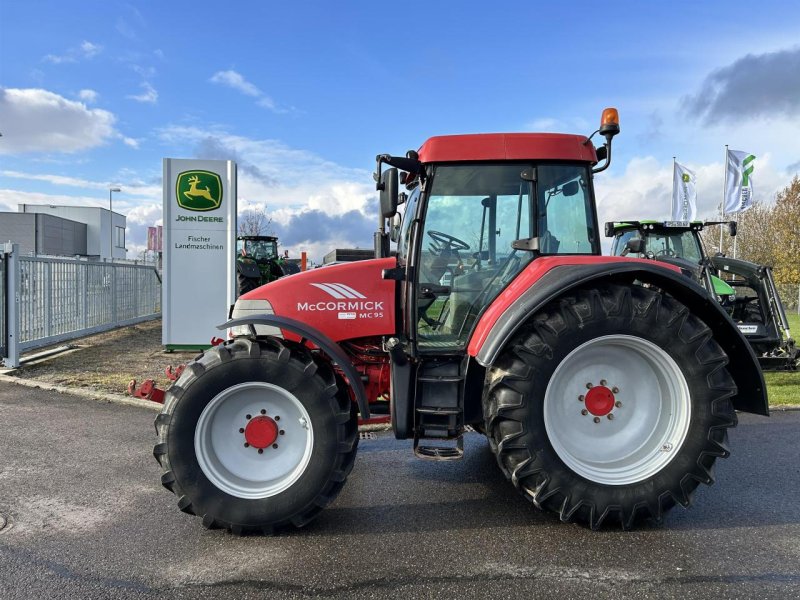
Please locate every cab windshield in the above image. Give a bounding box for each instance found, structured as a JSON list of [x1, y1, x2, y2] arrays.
[[415, 162, 596, 350], [613, 229, 702, 262], [239, 239, 278, 260]]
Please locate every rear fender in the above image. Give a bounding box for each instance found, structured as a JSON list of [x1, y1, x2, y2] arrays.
[[219, 315, 370, 419], [473, 262, 768, 416]]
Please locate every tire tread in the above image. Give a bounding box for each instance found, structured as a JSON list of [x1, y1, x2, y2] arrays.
[[153, 336, 358, 534]]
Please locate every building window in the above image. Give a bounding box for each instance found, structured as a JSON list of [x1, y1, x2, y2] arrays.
[[115, 226, 125, 249]]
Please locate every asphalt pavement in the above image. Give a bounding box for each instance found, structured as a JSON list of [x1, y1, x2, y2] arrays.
[[1, 381, 799, 599]]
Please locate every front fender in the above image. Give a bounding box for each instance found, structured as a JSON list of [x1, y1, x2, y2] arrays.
[[473, 262, 768, 416], [219, 315, 370, 419]]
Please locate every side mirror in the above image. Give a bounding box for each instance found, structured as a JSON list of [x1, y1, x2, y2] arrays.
[[604, 222, 615, 237], [379, 168, 399, 219], [622, 237, 643, 256], [389, 213, 402, 243], [728, 221, 737, 237], [562, 181, 579, 197]]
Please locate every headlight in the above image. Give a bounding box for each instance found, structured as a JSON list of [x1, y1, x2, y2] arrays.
[[230, 298, 282, 338]]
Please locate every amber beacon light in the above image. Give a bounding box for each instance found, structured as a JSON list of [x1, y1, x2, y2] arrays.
[[599, 108, 620, 138]]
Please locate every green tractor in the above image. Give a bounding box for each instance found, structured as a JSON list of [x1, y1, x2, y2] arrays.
[[607, 220, 798, 370], [236, 235, 300, 296]]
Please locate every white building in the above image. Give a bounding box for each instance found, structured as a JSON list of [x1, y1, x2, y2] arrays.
[[18, 204, 127, 260]]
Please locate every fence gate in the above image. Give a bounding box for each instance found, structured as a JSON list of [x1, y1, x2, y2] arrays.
[[0, 247, 6, 361], [1, 243, 161, 368]]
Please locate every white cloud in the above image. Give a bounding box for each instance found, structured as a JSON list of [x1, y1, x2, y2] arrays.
[[209, 70, 290, 113], [594, 154, 792, 251], [77, 89, 98, 103], [127, 82, 158, 104], [256, 96, 279, 111], [43, 54, 72, 65], [0, 88, 120, 154], [158, 127, 373, 213], [156, 125, 379, 261], [2, 170, 117, 190], [79, 41, 101, 58], [210, 70, 261, 97], [0, 170, 161, 200], [132, 64, 156, 78], [0, 188, 107, 213], [43, 40, 102, 64]]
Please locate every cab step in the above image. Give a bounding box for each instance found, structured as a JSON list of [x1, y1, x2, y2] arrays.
[[413, 435, 464, 461]]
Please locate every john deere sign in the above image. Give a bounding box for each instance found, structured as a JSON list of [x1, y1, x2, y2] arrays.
[[176, 170, 223, 211], [163, 159, 237, 349]]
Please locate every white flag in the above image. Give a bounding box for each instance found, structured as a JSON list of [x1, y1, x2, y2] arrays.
[[724, 149, 756, 214], [671, 161, 697, 221]]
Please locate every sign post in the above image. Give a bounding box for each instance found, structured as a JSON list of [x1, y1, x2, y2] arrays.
[[162, 159, 237, 349]]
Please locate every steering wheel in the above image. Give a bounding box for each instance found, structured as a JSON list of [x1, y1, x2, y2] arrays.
[[656, 248, 676, 257], [427, 230, 470, 252]]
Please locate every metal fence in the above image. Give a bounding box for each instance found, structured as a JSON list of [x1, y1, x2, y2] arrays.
[[0, 253, 6, 360], [2, 243, 161, 367]]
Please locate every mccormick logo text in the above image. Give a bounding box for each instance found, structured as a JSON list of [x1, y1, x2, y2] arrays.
[[297, 283, 384, 319]]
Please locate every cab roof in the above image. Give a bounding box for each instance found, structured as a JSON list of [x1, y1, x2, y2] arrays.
[[417, 133, 598, 164], [611, 220, 704, 232]]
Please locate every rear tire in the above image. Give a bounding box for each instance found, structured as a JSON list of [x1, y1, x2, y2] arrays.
[[237, 272, 260, 296], [483, 284, 737, 529], [153, 337, 358, 534]]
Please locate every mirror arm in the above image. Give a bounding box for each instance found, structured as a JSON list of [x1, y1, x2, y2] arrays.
[[592, 139, 613, 173], [375, 155, 387, 191]]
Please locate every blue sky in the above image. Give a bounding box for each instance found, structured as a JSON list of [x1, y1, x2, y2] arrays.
[[1, 0, 799, 260]]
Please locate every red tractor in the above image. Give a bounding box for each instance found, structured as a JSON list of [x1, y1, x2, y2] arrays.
[[154, 109, 767, 532]]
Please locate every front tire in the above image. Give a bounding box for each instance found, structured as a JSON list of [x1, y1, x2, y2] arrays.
[[483, 284, 737, 529], [153, 337, 358, 534]]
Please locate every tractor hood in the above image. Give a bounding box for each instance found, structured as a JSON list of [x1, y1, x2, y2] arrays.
[[237, 258, 397, 342], [711, 274, 734, 297]]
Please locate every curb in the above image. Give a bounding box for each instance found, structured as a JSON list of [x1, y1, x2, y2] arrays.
[[0, 373, 161, 412]]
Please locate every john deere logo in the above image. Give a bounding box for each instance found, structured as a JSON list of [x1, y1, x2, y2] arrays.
[[176, 170, 223, 211], [682, 173, 691, 183]]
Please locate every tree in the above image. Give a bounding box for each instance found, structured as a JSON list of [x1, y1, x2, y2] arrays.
[[700, 176, 800, 310], [238, 205, 273, 236], [770, 176, 800, 285], [730, 200, 777, 268]]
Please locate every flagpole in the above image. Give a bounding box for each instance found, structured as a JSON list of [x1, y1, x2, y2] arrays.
[[734, 209, 741, 259], [672, 156, 676, 219], [720, 145, 728, 254]]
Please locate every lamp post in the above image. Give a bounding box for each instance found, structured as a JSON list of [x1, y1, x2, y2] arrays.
[[109, 187, 121, 261]]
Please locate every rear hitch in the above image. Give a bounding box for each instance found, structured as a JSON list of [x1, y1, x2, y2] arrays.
[[128, 379, 165, 403], [128, 364, 186, 404]]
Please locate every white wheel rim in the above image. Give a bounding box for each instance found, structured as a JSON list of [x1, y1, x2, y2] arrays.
[[195, 382, 314, 499], [543, 335, 691, 485]]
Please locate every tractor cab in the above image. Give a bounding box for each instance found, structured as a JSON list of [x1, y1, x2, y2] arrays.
[[235, 235, 298, 296], [606, 220, 797, 370], [237, 235, 279, 261], [606, 220, 735, 298], [609, 221, 704, 260], [398, 161, 599, 352], [373, 113, 623, 452]]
